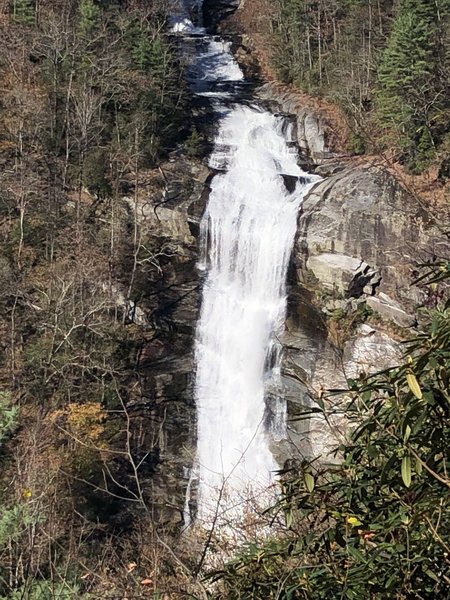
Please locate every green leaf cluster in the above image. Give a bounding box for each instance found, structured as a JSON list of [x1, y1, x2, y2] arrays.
[[78, 0, 101, 39], [12, 0, 35, 26], [0, 392, 18, 444], [0, 580, 91, 600], [0, 505, 40, 548]]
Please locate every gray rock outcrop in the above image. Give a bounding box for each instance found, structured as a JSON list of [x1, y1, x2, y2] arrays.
[[306, 253, 381, 297], [297, 164, 447, 314], [307, 323, 403, 459], [258, 83, 341, 162], [366, 293, 417, 328], [282, 163, 447, 461]]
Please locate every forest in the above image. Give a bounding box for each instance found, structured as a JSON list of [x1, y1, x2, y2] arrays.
[[273, 0, 450, 173], [0, 0, 449, 598]]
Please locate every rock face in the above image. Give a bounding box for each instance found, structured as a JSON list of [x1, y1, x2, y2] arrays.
[[258, 82, 344, 162], [366, 293, 417, 328], [278, 160, 450, 461], [307, 323, 403, 459], [306, 253, 381, 297], [279, 157, 450, 462], [130, 159, 210, 523], [203, 0, 240, 28], [297, 164, 446, 314], [280, 292, 404, 461]]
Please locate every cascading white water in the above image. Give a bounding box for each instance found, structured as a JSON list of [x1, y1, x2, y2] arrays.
[[172, 0, 319, 525], [195, 106, 319, 522], [170, 0, 205, 33]]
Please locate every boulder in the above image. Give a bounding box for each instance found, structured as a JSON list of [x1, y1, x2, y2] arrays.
[[306, 253, 381, 297]]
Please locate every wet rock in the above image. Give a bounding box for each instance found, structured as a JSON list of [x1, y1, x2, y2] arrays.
[[279, 294, 328, 459], [281, 174, 298, 193]]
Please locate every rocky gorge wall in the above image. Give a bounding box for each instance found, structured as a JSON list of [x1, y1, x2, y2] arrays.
[[117, 156, 210, 524]]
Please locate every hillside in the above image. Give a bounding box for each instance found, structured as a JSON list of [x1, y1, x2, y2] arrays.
[[223, 0, 450, 206]]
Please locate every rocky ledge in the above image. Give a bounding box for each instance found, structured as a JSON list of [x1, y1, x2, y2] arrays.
[[257, 82, 346, 162]]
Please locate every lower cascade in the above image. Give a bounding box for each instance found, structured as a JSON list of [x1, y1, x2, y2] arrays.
[[194, 106, 318, 523]]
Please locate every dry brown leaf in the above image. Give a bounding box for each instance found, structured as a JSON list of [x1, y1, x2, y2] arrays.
[[127, 562, 137, 573]]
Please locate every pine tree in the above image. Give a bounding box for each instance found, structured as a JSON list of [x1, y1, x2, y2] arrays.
[[78, 0, 101, 40], [12, 0, 35, 26], [376, 0, 441, 171], [130, 26, 154, 72]]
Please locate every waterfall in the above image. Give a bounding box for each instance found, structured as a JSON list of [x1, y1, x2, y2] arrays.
[[195, 106, 318, 522], [170, 0, 205, 33], [172, 0, 319, 525]]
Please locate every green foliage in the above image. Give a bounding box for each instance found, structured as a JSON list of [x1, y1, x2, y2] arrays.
[[439, 157, 450, 180], [273, 0, 450, 167], [376, 0, 448, 171], [184, 127, 207, 159], [129, 22, 169, 75], [78, 0, 101, 39], [1, 580, 91, 600], [0, 504, 42, 547], [0, 392, 18, 444], [213, 269, 450, 598], [349, 132, 366, 155], [91, 16, 188, 167], [83, 147, 112, 198], [273, 0, 317, 90], [12, 0, 35, 26]]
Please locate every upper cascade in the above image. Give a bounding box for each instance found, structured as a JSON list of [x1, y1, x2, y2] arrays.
[[186, 38, 244, 98], [170, 0, 205, 34]]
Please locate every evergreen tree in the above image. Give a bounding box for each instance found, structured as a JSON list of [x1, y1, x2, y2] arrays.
[[12, 0, 35, 26], [376, 0, 442, 171], [78, 0, 101, 40]]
